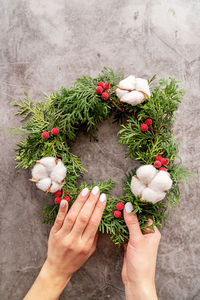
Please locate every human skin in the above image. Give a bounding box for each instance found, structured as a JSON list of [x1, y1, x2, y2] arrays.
[[122, 202, 161, 300], [24, 186, 107, 300], [23, 190, 160, 300]]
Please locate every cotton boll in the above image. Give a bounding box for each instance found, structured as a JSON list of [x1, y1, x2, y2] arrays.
[[36, 178, 51, 192], [50, 181, 62, 193], [30, 156, 67, 193], [51, 160, 66, 183], [40, 157, 57, 173], [115, 88, 127, 99], [131, 176, 146, 196], [135, 78, 151, 97], [118, 75, 136, 90], [116, 75, 151, 106], [121, 91, 144, 105], [32, 164, 48, 180], [149, 171, 172, 192], [141, 188, 166, 204], [136, 165, 158, 185]]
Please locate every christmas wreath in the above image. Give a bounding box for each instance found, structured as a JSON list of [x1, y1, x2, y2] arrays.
[[11, 67, 191, 246]]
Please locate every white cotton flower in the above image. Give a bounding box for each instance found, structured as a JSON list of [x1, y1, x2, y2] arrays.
[[30, 157, 66, 193], [130, 165, 173, 204], [115, 88, 127, 100], [116, 75, 151, 106], [32, 163, 48, 180], [50, 160, 67, 183], [120, 91, 144, 105], [131, 176, 146, 196], [135, 78, 151, 97], [50, 181, 63, 193], [136, 165, 158, 185], [36, 178, 51, 192], [118, 75, 136, 90], [39, 157, 57, 173], [149, 171, 172, 192], [141, 188, 166, 204]]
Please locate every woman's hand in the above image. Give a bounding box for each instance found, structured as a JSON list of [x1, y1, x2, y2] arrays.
[[24, 186, 107, 300], [122, 202, 161, 300]]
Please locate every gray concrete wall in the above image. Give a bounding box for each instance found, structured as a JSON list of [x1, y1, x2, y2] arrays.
[[0, 0, 200, 299]]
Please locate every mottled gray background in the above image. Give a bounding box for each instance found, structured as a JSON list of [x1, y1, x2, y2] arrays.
[[0, 0, 200, 299]]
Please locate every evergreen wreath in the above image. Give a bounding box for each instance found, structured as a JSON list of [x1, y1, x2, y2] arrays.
[[11, 67, 191, 247]]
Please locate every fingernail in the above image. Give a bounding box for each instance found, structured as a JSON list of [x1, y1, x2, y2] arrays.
[[60, 200, 65, 208], [99, 193, 106, 202], [81, 187, 89, 197], [91, 186, 99, 195], [125, 202, 133, 213]]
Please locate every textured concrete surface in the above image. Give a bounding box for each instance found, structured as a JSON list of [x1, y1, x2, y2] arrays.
[[0, 0, 200, 299]]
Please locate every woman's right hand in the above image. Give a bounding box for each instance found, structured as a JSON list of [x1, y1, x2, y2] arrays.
[[122, 202, 161, 300]]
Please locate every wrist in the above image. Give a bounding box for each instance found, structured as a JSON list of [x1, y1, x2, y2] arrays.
[[39, 259, 72, 294], [24, 260, 72, 300], [124, 280, 157, 300]]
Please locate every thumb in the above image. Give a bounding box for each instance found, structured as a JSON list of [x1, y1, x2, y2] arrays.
[[124, 202, 142, 243]]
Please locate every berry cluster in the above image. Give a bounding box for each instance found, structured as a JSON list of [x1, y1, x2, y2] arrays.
[[54, 189, 70, 204], [140, 118, 152, 132], [95, 81, 110, 101], [114, 202, 124, 218], [42, 127, 59, 139], [154, 155, 169, 171]]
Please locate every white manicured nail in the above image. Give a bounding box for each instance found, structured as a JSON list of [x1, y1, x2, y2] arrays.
[[99, 193, 106, 202], [60, 200, 65, 208], [91, 186, 99, 195], [125, 202, 133, 213], [81, 187, 89, 197]]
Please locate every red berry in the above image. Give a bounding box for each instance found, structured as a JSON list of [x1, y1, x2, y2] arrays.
[[145, 118, 152, 126], [160, 167, 167, 171], [116, 202, 124, 210], [104, 82, 110, 90], [54, 190, 62, 197], [101, 92, 109, 100], [42, 131, 49, 139], [63, 196, 70, 202], [154, 160, 162, 168], [54, 197, 61, 204], [156, 155, 162, 161], [161, 158, 169, 165], [114, 210, 121, 218], [97, 81, 104, 88], [140, 124, 149, 132], [51, 128, 59, 135], [96, 86, 103, 94]]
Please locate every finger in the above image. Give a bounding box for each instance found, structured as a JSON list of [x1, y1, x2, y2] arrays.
[[124, 202, 142, 243], [61, 187, 90, 235], [52, 200, 69, 233], [71, 185, 100, 236], [83, 193, 107, 241]]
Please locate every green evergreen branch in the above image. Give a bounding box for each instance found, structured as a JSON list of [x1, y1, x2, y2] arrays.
[[12, 92, 33, 120]]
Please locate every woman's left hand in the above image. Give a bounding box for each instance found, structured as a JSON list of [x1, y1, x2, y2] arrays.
[[24, 186, 107, 300]]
